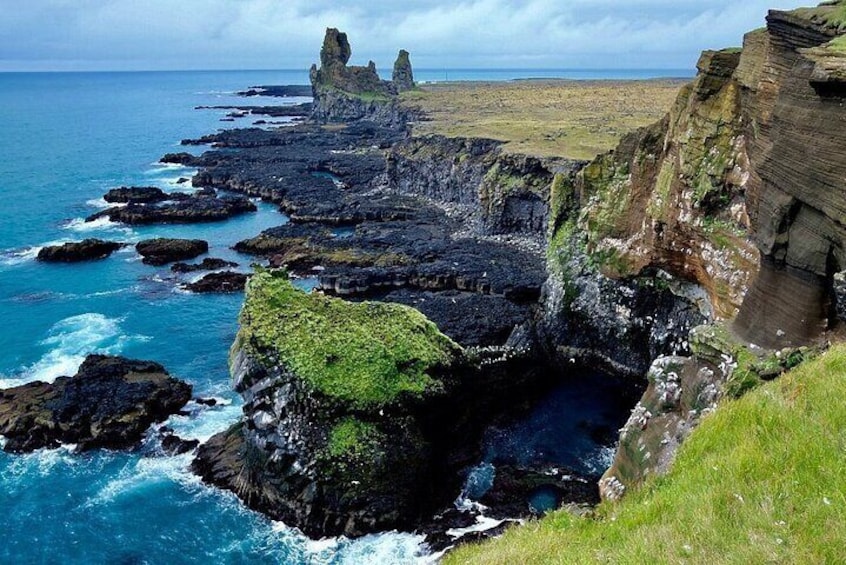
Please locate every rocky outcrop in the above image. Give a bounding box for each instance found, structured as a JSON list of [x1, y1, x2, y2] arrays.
[[136, 238, 208, 265], [88, 193, 256, 225], [0, 355, 191, 453], [171, 258, 238, 273], [103, 186, 168, 204], [564, 49, 759, 320], [392, 49, 415, 92], [193, 272, 464, 537], [309, 28, 415, 127], [182, 271, 249, 293], [37, 239, 124, 263]]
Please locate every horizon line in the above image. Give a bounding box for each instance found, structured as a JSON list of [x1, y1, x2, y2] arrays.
[[0, 66, 696, 75]]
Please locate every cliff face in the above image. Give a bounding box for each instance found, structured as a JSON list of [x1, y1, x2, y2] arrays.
[[387, 136, 577, 236], [734, 8, 846, 348], [593, 2, 846, 499], [309, 28, 416, 127], [563, 4, 846, 342]]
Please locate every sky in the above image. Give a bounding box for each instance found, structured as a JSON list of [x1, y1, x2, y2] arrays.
[[0, 0, 814, 72]]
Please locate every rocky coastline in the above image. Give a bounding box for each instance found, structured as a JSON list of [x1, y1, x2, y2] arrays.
[[3, 3, 844, 560]]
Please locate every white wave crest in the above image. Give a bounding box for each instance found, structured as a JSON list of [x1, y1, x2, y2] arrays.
[[0, 313, 149, 388], [87, 453, 199, 506], [0, 245, 43, 266], [63, 216, 131, 234]]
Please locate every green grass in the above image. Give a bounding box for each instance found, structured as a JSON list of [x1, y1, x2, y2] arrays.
[[326, 417, 383, 458], [401, 80, 684, 159], [446, 343, 846, 564], [238, 271, 462, 410]]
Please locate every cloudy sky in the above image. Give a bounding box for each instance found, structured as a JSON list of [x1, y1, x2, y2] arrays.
[[0, 0, 812, 72]]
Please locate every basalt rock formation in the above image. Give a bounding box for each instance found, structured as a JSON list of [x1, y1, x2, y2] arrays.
[[192, 271, 546, 538], [309, 29, 416, 126], [136, 238, 208, 266], [37, 239, 124, 263], [0, 355, 191, 453], [89, 193, 256, 225], [392, 49, 415, 92]]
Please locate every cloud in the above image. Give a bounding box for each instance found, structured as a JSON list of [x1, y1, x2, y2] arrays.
[[0, 0, 814, 71]]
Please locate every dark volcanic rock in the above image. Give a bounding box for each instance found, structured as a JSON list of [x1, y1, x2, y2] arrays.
[[171, 257, 238, 273], [182, 271, 249, 293], [88, 195, 256, 225], [136, 238, 208, 265], [479, 465, 599, 520], [160, 433, 200, 455], [103, 186, 168, 204], [37, 239, 124, 263], [392, 49, 415, 92], [160, 152, 199, 166], [0, 355, 192, 453]]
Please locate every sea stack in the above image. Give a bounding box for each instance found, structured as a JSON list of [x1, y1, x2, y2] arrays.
[[392, 49, 415, 92]]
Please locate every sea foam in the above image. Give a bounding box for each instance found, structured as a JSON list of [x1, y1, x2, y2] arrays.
[[0, 313, 149, 388]]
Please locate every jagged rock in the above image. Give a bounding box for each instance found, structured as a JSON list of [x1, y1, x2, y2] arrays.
[[136, 238, 208, 265], [392, 49, 415, 92], [182, 271, 249, 293], [0, 355, 191, 453], [87, 195, 256, 225], [171, 258, 238, 273], [160, 433, 200, 456], [37, 239, 124, 263], [309, 28, 414, 126], [160, 152, 198, 166], [103, 186, 168, 204]]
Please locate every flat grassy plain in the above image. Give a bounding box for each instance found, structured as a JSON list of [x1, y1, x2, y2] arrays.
[[446, 344, 846, 564], [400, 79, 686, 160]]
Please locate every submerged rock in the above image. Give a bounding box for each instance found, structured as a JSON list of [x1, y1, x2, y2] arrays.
[[0, 355, 191, 453], [136, 238, 208, 265], [37, 239, 124, 263]]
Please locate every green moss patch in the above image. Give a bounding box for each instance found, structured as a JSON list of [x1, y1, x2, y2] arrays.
[[239, 271, 462, 410]]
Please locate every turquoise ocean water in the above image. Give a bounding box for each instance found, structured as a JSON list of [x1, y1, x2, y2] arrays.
[[0, 68, 691, 564]]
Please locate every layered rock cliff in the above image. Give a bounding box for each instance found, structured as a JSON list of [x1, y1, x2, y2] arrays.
[[591, 2, 846, 499]]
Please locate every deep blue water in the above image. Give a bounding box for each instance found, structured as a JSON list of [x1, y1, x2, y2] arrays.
[[0, 69, 660, 563]]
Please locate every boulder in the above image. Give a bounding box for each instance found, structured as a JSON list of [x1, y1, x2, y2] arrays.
[[0, 355, 192, 453], [136, 238, 208, 265], [37, 239, 124, 263]]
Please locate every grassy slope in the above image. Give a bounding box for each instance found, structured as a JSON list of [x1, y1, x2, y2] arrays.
[[446, 344, 846, 564], [400, 80, 683, 160], [239, 271, 461, 410]]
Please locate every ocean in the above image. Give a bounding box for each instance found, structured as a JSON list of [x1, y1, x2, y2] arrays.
[[0, 68, 685, 564]]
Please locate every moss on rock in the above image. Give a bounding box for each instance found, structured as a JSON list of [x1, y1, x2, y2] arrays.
[[238, 270, 462, 410]]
